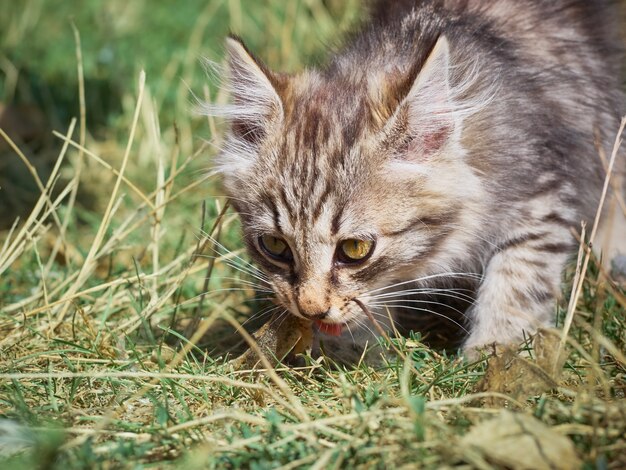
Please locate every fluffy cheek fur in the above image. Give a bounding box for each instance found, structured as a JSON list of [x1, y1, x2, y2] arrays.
[[373, 155, 487, 270]]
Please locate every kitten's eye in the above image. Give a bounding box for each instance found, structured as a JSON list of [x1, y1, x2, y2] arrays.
[[338, 239, 375, 264], [258, 235, 293, 262]]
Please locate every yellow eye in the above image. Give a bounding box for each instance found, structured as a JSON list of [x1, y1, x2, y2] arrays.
[[338, 238, 375, 263], [259, 235, 292, 261]]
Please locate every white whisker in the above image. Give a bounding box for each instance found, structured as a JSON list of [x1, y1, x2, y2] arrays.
[[369, 287, 476, 304], [371, 304, 469, 335], [201, 233, 264, 272], [370, 299, 470, 319], [366, 272, 483, 295], [207, 276, 273, 292], [241, 304, 283, 327]]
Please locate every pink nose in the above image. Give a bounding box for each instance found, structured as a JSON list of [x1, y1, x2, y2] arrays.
[[296, 291, 330, 320], [299, 308, 329, 320]]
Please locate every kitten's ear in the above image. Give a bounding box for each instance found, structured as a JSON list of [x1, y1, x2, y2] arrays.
[[397, 36, 458, 160], [223, 36, 284, 144]]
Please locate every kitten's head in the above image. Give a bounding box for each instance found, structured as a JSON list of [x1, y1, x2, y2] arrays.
[[207, 35, 484, 331]]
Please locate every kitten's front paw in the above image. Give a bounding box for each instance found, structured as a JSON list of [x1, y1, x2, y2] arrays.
[[462, 335, 498, 361], [462, 327, 538, 361], [462, 307, 549, 360], [462, 326, 530, 360]]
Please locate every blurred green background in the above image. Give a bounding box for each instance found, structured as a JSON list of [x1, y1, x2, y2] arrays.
[[0, 0, 359, 122], [0, 0, 358, 228]]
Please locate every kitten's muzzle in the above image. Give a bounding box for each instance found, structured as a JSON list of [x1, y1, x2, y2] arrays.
[[299, 309, 329, 321], [295, 285, 331, 320]]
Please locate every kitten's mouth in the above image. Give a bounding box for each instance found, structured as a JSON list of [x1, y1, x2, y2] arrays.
[[314, 320, 344, 337]]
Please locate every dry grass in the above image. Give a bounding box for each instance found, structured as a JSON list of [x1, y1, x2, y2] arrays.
[[1, 1, 625, 468]]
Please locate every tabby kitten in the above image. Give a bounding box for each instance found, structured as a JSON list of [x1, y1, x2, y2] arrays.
[[206, 0, 625, 356]]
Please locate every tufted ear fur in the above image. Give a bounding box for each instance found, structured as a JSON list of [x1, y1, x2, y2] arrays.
[[203, 37, 285, 176], [388, 36, 465, 163], [224, 36, 284, 144]]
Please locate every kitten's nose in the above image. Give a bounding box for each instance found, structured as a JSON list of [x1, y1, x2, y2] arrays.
[[300, 309, 329, 320], [296, 296, 330, 319], [296, 283, 330, 319]]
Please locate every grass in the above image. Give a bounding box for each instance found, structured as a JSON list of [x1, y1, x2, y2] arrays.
[[1, 1, 625, 468]]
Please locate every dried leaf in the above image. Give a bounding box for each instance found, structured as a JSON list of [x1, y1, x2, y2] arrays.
[[533, 328, 567, 376], [462, 411, 582, 470], [230, 313, 313, 369], [476, 329, 562, 405]]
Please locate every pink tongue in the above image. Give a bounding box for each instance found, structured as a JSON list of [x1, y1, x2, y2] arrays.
[[315, 320, 343, 337]]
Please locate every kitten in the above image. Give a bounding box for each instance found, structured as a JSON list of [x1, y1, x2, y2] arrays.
[[205, 0, 625, 358]]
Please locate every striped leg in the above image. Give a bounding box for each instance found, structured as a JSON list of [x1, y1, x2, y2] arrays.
[[464, 225, 572, 353]]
